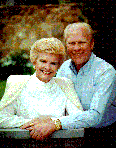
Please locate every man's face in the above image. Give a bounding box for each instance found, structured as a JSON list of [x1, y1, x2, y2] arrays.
[[66, 30, 94, 68]]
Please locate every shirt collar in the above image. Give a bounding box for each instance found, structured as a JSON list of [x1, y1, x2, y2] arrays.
[[69, 52, 95, 76], [31, 72, 55, 89]]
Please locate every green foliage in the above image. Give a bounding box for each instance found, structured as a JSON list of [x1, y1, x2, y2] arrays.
[[0, 50, 35, 81], [0, 80, 6, 100], [58, 0, 71, 4]]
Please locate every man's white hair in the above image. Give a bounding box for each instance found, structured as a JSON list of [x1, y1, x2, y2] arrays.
[[64, 22, 94, 41]]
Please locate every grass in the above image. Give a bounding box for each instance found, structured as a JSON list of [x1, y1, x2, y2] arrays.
[[0, 80, 6, 100]]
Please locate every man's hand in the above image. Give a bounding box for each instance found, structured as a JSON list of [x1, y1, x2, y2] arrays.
[[20, 115, 56, 140], [27, 121, 56, 141]]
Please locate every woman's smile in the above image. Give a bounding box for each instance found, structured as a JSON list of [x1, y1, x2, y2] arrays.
[[34, 52, 60, 83], [40, 70, 52, 75]]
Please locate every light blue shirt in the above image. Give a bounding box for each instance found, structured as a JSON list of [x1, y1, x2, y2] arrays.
[[56, 53, 116, 129]]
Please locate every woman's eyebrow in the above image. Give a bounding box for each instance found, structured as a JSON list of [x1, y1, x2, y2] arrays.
[[39, 58, 46, 60]]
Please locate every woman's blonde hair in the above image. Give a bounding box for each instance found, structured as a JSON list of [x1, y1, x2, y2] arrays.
[[30, 37, 66, 66]]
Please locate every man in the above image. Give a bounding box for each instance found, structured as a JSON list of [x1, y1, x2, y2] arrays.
[[56, 22, 116, 144]]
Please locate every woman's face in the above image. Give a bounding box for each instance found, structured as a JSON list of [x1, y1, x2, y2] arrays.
[[34, 52, 60, 83]]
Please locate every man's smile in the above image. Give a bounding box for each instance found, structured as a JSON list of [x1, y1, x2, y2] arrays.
[[71, 51, 84, 56]]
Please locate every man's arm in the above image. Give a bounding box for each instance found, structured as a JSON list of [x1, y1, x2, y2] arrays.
[[57, 65, 116, 129]]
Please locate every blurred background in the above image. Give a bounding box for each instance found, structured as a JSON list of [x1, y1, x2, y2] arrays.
[[0, 0, 115, 98]]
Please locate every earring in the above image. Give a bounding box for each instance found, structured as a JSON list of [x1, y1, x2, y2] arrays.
[[33, 65, 35, 69]]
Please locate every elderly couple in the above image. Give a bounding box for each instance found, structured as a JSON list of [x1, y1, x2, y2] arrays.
[[0, 22, 116, 142]]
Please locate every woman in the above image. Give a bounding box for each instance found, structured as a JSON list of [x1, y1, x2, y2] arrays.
[[0, 37, 83, 140]]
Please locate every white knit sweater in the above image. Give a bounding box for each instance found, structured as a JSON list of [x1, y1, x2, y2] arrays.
[[0, 74, 83, 128]]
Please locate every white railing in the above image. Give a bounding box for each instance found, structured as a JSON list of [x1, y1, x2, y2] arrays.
[[0, 128, 84, 139]]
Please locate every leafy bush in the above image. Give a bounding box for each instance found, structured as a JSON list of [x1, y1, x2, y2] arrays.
[[0, 80, 6, 99], [0, 51, 35, 81]]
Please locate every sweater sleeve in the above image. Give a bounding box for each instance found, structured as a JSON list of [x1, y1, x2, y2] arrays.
[[0, 75, 31, 128], [0, 75, 30, 110], [0, 99, 31, 128], [54, 77, 83, 111]]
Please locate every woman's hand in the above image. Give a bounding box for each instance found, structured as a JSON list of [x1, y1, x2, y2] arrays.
[[20, 115, 52, 129]]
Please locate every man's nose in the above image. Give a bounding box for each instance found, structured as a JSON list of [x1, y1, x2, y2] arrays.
[[73, 43, 81, 50]]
